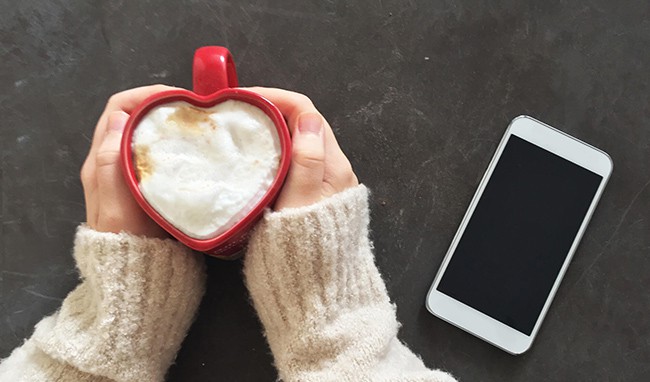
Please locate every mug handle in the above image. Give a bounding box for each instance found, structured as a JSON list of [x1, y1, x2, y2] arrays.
[[192, 46, 239, 96]]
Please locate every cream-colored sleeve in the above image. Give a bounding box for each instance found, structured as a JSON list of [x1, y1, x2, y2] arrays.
[[244, 185, 457, 382], [0, 226, 206, 382]]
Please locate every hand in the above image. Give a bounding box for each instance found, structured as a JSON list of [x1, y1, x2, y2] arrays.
[[246, 87, 359, 210], [81, 85, 175, 237]]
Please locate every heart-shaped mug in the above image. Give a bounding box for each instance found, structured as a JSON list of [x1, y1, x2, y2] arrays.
[[120, 46, 291, 258]]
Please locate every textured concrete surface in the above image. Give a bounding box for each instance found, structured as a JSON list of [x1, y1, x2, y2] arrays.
[[1, 1, 649, 381]]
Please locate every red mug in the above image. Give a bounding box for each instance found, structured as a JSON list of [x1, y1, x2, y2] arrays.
[[120, 46, 292, 258]]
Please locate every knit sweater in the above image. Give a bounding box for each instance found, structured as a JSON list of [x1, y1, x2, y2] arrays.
[[0, 185, 456, 382]]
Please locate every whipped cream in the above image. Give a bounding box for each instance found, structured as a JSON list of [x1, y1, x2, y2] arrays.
[[132, 100, 281, 239]]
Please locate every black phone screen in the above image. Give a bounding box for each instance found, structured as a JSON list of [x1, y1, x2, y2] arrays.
[[437, 135, 603, 335]]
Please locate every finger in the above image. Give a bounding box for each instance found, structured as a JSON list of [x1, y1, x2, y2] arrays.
[[241, 87, 319, 131], [82, 85, 177, 227], [275, 112, 326, 210], [243, 86, 348, 160], [86, 84, 178, 177], [81, 158, 98, 227], [90, 84, 178, 153], [245, 87, 358, 191], [105, 84, 179, 114], [94, 111, 134, 231], [243, 87, 344, 151]]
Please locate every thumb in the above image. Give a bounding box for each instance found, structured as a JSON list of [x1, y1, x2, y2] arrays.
[[95, 111, 136, 227], [275, 112, 326, 210], [95, 110, 129, 181], [95, 111, 129, 168]]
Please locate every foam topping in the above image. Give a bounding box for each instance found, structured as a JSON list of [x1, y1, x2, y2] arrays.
[[132, 100, 281, 239]]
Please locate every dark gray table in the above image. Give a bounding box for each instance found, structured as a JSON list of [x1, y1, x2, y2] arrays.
[[2, 1, 649, 381]]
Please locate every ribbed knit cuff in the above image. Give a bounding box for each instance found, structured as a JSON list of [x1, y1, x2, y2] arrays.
[[244, 186, 458, 382], [244, 185, 390, 335], [31, 226, 206, 382]]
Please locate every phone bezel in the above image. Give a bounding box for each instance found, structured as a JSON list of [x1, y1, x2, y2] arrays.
[[425, 115, 612, 354]]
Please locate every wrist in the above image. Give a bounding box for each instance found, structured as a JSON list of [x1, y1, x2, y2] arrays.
[[245, 185, 389, 330], [32, 225, 206, 381]]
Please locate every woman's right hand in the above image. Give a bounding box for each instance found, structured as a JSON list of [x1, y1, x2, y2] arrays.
[[245, 87, 359, 210]]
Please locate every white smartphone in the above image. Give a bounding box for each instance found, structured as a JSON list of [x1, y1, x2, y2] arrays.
[[425, 116, 612, 354]]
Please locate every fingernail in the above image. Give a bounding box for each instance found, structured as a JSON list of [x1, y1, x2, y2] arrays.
[[298, 113, 322, 135]]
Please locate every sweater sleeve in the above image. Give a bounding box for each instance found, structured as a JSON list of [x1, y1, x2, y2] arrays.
[[0, 225, 206, 382], [243, 185, 457, 382]]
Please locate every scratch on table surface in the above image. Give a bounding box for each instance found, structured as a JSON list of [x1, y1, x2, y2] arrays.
[[237, 17, 262, 64], [41, 159, 58, 183], [456, 147, 470, 162], [565, 177, 650, 294], [245, 6, 327, 20], [23, 289, 63, 302], [207, 0, 337, 21], [624, 337, 649, 357], [6, 316, 20, 341], [100, 14, 111, 51], [2, 270, 38, 278], [43, 211, 55, 238]]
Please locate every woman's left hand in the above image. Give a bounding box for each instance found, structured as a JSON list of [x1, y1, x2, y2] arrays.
[[80, 85, 175, 238]]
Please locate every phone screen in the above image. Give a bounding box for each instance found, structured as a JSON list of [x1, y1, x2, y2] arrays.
[[437, 135, 603, 335]]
